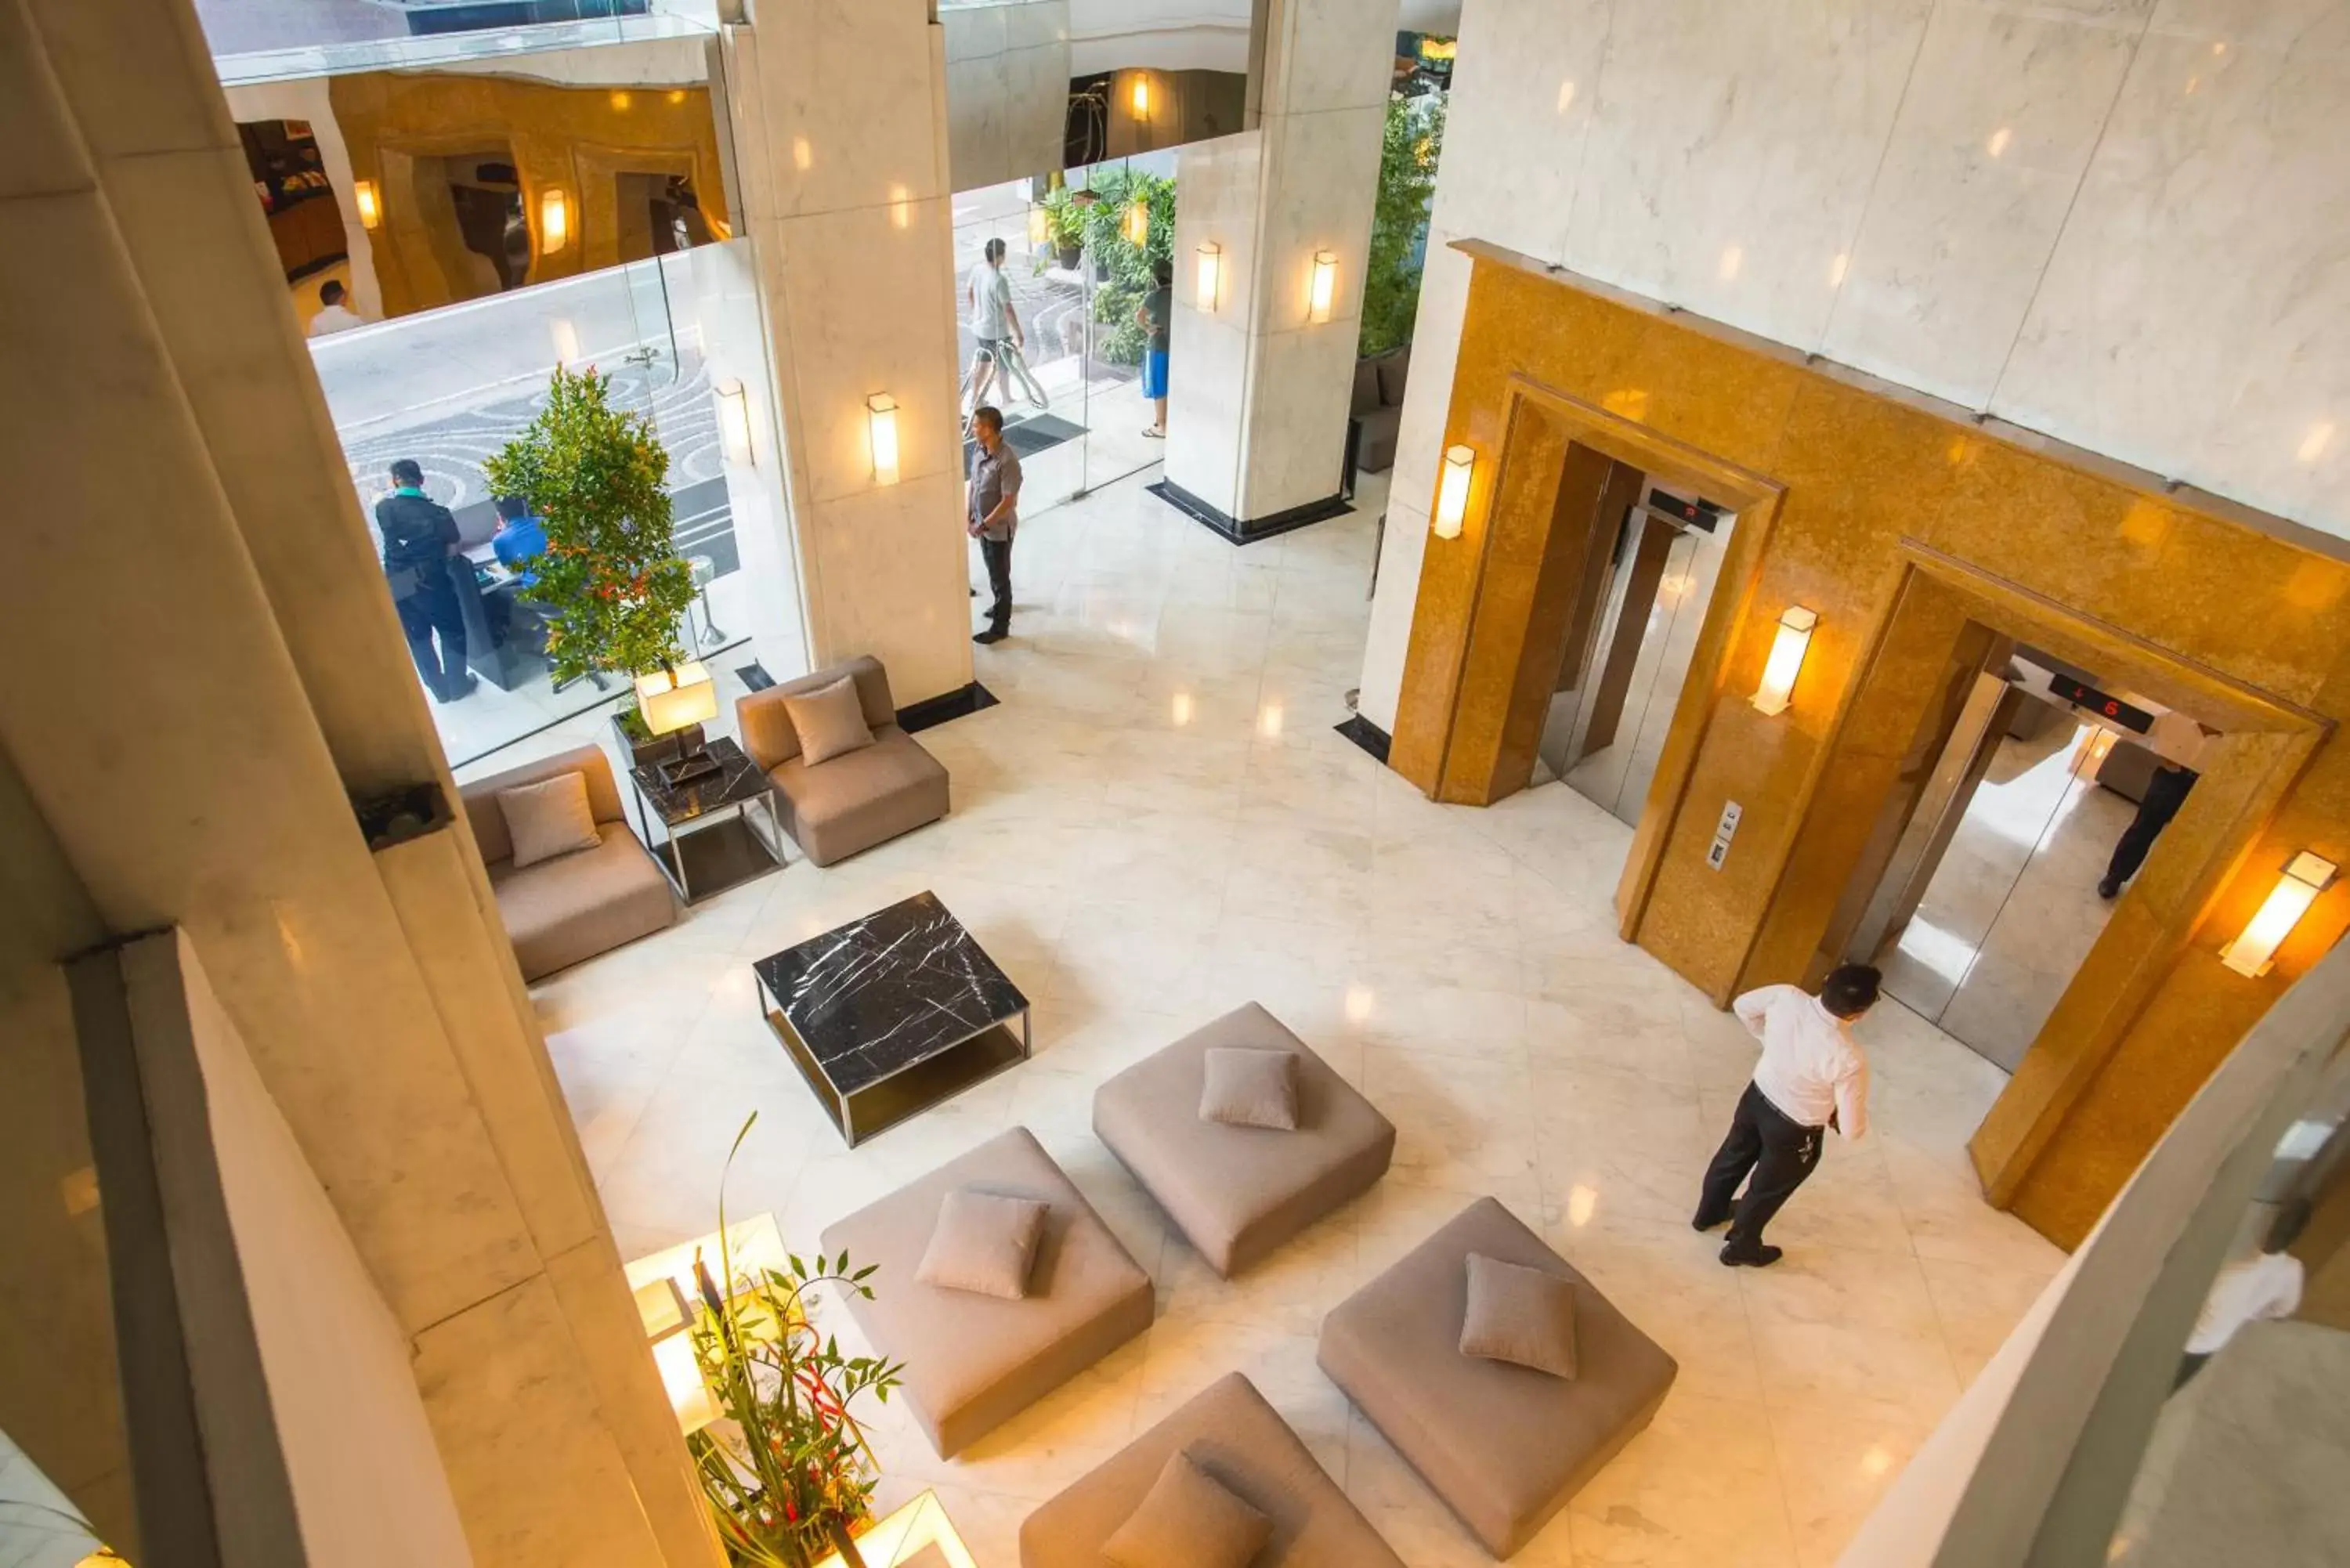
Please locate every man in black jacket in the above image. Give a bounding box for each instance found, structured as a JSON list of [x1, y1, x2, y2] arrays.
[[374, 459, 475, 703]]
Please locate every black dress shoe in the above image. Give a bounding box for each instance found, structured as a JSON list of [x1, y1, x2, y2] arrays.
[[434, 673, 479, 703], [2097, 877, 2121, 900], [973, 627, 1007, 645], [1691, 1209, 1732, 1233], [1719, 1242, 1783, 1268]]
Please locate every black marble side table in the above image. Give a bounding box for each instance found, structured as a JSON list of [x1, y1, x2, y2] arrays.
[[752, 891, 1032, 1147], [626, 735, 788, 903]]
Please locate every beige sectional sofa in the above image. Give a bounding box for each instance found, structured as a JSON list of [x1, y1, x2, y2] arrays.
[[1020, 1371, 1405, 1568], [460, 745, 677, 981], [1318, 1195, 1678, 1558], [736, 656, 949, 867], [1094, 1003, 1394, 1276], [819, 1126, 1154, 1458]]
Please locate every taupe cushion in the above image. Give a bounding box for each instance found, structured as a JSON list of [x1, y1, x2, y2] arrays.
[[1350, 356, 1382, 416], [1376, 346, 1411, 406], [915, 1190, 1049, 1300], [1317, 1197, 1676, 1557], [819, 1128, 1153, 1458], [1199, 1047, 1298, 1131], [734, 655, 898, 771], [781, 674, 875, 765], [497, 771, 602, 869], [486, 826, 676, 980], [1354, 403, 1401, 473], [1462, 1252, 1578, 1378], [1101, 1451, 1271, 1568], [1094, 1004, 1393, 1277], [771, 728, 949, 867], [1020, 1373, 1406, 1568], [460, 744, 624, 865]]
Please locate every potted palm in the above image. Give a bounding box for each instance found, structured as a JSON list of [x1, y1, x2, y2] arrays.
[[682, 1115, 902, 1567], [483, 364, 697, 765]]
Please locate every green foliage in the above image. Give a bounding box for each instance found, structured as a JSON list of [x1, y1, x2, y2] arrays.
[[482, 365, 694, 688], [1077, 168, 1175, 366], [1360, 92, 1446, 357], [1039, 186, 1087, 253], [684, 1115, 904, 1568]]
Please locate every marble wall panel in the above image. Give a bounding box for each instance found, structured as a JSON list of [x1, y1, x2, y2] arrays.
[[1242, 320, 1363, 515]]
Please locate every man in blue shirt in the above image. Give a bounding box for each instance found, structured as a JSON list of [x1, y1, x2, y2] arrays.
[[374, 459, 475, 703], [491, 493, 548, 583]]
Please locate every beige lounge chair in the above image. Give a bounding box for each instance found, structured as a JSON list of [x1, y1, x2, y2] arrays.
[[736, 656, 949, 867], [459, 745, 677, 981], [1094, 1003, 1394, 1276], [1317, 1196, 1678, 1558], [1020, 1371, 1405, 1567]]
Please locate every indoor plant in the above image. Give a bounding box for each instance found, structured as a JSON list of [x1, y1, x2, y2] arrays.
[[683, 1115, 902, 1567], [483, 364, 696, 757], [1077, 167, 1175, 366], [1359, 91, 1446, 357], [1040, 186, 1087, 271]]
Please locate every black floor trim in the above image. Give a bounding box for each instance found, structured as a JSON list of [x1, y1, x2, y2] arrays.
[[897, 681, 1000, 734], [1146, 479, 1354, 545], [1334, 714, 1392, 764]]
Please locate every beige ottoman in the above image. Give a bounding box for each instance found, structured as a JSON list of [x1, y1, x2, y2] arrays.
[[1317, 1197, 1677, 1557], [819, 1127, 1154, 1458], [1020, 1372, 1405, 1568], [1093, 1003, 1394, 1277]]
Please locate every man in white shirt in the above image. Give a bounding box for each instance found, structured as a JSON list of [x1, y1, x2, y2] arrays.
[[1694, 963, 1879, 1267], [307, 278, 364, 338], [964, 237, 1021, 414]]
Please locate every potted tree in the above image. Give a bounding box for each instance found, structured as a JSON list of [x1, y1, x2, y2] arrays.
[[683, 1115, 902, 1567], [483, 364, 697, 766]]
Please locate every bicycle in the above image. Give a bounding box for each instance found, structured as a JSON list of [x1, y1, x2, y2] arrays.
[[960, 337, 1050, 434]]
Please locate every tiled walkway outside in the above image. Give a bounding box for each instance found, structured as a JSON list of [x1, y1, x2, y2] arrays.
[[537, 463, 2065, 1566]]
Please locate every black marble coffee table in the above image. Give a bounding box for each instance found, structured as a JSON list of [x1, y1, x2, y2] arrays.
[[627, 735, 787, 903], [752, 892, 1031, 1147]]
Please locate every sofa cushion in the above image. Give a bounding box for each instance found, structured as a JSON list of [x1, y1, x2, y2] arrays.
[[1376, 346, 1411, 406], [1316, 1197, 1676, 1557], [736, 655, 898, 771], [819, 1128, 1153, 1457], [460, 743, 623, 865], [1095, 1004, 1394, 1277], [1019, 1372, 1407, 1568], [1350, 356, 1383, 417], [1353, 403, 1401, 475], [497, 771, 602, 869], [1101, 1451, 1271, 1568], [1462, 1252, 1578, 1378], [1199, 1046, 1299, 1131], [916, 1190, 1050, 1300], [771, 727, 949, 867], [486, 825, 676, 980], [782, 674, 875, 765]]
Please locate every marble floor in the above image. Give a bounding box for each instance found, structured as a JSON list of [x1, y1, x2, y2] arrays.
[[533, 463, 2066, 1566]]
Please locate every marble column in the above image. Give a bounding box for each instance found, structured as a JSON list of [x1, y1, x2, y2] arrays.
[[0, 2, 717, 1562], [718, 0, 975, 706], [1161, 0, 1398, 540]]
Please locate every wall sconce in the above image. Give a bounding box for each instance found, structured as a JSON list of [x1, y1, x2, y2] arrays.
[[715, 379, 754, 465], [1751, 606, 1817, 717], [1434, 444, 1474, 539], [1308, 248, 1339, 322], [1195, 242, 1223, 311], [1131, 74, 1152, 117], [890, 182, 912, 230], [609, 89, 633, 110], [539, 186, 570, 255], [1124, 200, 1149, 247], [866, 392, 900, 485], [2222, 851, 2337, 977], [352, 178, 382, 229]]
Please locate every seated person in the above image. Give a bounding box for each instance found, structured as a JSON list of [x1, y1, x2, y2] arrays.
[[490, 494, 548, 584]]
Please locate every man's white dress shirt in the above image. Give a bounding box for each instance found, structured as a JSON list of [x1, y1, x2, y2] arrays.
[[1733, 984, 1870, 1140]]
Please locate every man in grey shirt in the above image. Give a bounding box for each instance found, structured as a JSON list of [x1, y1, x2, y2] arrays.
[[968, 404, 1021, 645]]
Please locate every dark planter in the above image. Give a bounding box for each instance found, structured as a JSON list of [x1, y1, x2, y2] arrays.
[[612, 710, 681, 773], [1056, 243, 1083, 270]]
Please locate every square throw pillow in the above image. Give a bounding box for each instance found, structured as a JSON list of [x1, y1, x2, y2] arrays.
[[739, 692, 799, 771], [1101, 1449, 1271, 1568], [782, 675, 875, 766], [1198, 1047, 1299, 1131], [497, 772, 602, 869], [1459, 1252, 1578, 1379], [913, 1189, 1050, 1300]]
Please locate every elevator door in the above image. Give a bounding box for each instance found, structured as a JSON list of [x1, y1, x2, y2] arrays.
[[1877, 699, 2133, 1071], [1538, 503, 1733, 826]]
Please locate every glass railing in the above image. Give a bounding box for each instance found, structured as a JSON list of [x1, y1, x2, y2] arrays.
[[205, 0, 718, 87]]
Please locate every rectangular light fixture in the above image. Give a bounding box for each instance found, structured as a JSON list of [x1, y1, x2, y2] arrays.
[[2222, 851, 2336, 977], [1752, 606, 1817, 717], [1309, 249, 1339, 322], [352, 178, 382, 229], [1131, 74, 1152, 117], [635, 660, 718, 736], [1434, 444, 1474, 538], [866, 392, 900, 484], [715, 379, 754, 465], [1195, 241, 1222, 310], [539, 186, 569, 254], [890, 182, 912, 230], [1124, 200, 1149, 247]]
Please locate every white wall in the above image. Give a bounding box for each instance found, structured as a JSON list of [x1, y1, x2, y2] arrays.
[[942, 2, 1071, 191], [1358, 0, 2350, 732]]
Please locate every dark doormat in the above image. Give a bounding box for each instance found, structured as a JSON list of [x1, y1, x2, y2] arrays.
[[737, 662, 776, 692], [965, 412, 1085, 467]]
